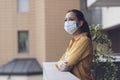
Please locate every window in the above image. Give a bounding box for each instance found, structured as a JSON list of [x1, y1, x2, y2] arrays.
[[18, 31, 29, 53], [17, 0, 29, 13]]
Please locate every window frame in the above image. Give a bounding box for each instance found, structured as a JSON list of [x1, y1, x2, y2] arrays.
[[18, 30, 29, 53]]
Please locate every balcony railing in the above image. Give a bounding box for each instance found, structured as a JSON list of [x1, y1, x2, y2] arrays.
[[43, 62, 80, 80]]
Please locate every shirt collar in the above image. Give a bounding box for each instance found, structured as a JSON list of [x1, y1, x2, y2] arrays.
[[73, 32, 88, 41]]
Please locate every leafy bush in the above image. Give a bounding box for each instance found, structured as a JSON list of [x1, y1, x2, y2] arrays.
[[90, 24, 118, 80]]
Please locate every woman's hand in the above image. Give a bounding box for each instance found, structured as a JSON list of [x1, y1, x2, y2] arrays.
[[57, 60, 69, 71]]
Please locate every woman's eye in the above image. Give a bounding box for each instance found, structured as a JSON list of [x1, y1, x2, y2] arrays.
[[70, 19, 74, 21], [64, 19, 74, 22], [64, 19, 67, 22]]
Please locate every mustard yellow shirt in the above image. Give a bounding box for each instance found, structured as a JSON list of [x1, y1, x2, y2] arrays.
[[57, 32, 93, 80]]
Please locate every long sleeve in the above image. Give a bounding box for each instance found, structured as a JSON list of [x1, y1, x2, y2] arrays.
[[56, 33, 93, 79], [65, 36, 91, 67]]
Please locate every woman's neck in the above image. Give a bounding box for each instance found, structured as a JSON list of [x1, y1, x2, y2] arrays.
[[73, 29, 81, 36]]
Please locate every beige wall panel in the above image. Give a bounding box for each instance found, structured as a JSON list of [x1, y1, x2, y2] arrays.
[[14, 0, 36, 58], [0, 0, 16, 65], [45, 0, 80, 61], [0, 0, 80, 65], [0, 0, 36, 65], [35, 0, 46, 64]]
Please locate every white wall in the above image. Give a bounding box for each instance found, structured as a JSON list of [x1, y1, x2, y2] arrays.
[[102, 7, 120, 29]]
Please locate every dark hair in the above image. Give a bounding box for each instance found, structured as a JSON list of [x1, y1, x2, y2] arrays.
[[67, 9, 91, 39]]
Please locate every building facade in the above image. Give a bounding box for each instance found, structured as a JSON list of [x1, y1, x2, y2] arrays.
[[0, 0, 80, 65]]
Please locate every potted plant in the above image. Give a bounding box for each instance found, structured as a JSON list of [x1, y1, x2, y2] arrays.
[[90, 24, 118, 80]]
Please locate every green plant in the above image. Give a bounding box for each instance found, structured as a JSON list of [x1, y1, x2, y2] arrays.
[[90, 24, 118, 80]]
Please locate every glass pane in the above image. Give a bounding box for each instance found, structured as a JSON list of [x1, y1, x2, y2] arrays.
[[18, 31, 29, 53], [17, 0, 29, 12]]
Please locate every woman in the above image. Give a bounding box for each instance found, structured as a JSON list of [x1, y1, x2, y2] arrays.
[[56, 9, 93, 80]]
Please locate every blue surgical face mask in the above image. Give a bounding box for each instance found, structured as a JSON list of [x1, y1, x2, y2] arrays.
[[64, 21, 78, 34]]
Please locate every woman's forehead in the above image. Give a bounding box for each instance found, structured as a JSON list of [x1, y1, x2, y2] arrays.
[[65, 12, 76, 18]]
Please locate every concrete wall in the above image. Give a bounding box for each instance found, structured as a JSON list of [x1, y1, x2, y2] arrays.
[[108, 27, 120, 53], [102, 7, 120, 29]]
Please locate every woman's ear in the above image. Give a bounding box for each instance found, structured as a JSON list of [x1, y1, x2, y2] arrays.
[[78, 21, 84, 27]]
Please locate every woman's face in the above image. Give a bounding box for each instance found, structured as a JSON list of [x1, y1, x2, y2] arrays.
[[64, 12, 78, 23], [64, 12, 83, 28]]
